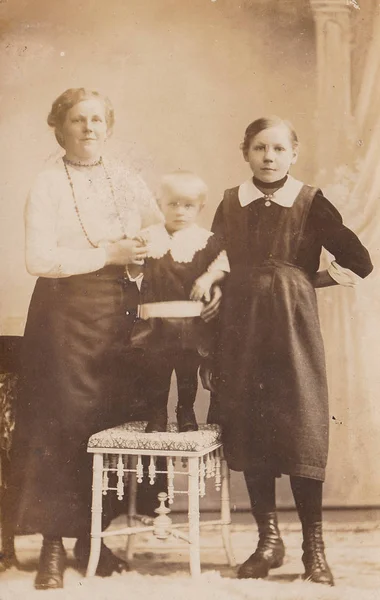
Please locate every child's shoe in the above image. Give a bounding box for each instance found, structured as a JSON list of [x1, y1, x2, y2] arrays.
[[176, 405, 198, 432], [145, 420, 167, 433], [145, 409, 168, 433]]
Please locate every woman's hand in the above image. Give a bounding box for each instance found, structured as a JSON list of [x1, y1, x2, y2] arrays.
[[105, 238, 148, 266], [200, 285, 222, 322], [200, 364, 217, 393]]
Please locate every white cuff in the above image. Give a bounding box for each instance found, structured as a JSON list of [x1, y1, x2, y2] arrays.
[[327, 261, 362, 287], [207, 250, 230, 274]]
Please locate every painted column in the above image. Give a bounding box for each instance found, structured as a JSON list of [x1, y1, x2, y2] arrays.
[[310, 0, 353, 182]]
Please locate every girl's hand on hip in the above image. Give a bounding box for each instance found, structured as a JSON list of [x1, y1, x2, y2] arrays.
[[105, 238, 148, 266], [200, 285, 222, 322]]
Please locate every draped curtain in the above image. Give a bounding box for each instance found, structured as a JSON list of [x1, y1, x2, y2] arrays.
[[317, 4, 380, 505]]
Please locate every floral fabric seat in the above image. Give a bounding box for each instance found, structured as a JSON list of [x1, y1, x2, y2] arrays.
[[88, 421, 222, 453]]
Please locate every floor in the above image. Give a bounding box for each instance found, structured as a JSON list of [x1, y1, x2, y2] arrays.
[[1, 510, 379, 600]]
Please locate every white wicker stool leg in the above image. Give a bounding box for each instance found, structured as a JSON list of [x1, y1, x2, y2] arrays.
[[125, 455, 138, 561], [188, 456, 201, 577], [220, 457, 236, 567], [86, 453, 104, 577]]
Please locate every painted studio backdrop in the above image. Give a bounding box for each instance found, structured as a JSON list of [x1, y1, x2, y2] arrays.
[[1, 0, 379, 509]]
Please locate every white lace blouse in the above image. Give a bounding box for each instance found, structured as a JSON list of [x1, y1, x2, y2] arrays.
[[25, 158, 161, 278]]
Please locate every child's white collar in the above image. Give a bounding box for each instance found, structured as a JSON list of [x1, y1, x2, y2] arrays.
[[238, 176, 304, 208], [144, 223, 212, 263]]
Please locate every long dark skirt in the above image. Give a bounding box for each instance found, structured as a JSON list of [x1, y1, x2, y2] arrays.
[[217, 261, 329, 481], [9, 267, 145, 538]]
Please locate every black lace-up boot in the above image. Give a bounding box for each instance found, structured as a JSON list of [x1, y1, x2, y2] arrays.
[[239, 471, 285, 579], [237, 511, 285, 578], [34, 537, 66, 590], [302, 522, 334, 585], [290, 476, 334, 586]]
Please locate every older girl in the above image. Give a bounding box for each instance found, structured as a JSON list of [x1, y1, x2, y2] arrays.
[[206, 117, 373, 586], [9, 88, 160, 589]]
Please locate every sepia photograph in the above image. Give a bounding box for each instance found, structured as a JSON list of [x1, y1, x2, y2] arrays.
[[0, 1, 379, 598]]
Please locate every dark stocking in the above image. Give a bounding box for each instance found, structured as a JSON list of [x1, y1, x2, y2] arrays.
[[290, 476, 322, 525], [244, 471, 276, 514], [144, 354, 172, 433], [175, 350, 200, 432]]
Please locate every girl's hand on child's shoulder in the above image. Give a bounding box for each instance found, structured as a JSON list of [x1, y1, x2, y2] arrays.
[[190, 273, 214, 303]]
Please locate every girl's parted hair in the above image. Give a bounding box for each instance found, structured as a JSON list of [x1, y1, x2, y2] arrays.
[[241, 116, 298, 155], [47, 88, 114, 148]]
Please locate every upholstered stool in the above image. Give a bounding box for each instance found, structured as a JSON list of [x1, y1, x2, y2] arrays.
[[86, 421, 236, 577]]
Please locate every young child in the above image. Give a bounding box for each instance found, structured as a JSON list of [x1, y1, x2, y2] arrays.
[[130, 171, 229, 434], [204, 117, 373, 586]]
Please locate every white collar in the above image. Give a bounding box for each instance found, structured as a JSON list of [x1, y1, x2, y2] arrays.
[[238, 176, 304, 208], [145, 223, 212, 263]]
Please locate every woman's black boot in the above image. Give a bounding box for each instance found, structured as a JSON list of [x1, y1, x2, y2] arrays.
[[74, 537, 129, 577], [290, 476, 334, 586], [34, 537, 66, 590], [237, 512, 285, 578], [302, 522, 334, 586]]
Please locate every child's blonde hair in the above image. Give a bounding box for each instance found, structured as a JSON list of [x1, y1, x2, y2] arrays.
[[159, 171, 208, 204]]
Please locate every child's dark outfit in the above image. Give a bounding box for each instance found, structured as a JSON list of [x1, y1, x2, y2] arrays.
[[211, 175, 373, 584], [131, 223, 229, 432]]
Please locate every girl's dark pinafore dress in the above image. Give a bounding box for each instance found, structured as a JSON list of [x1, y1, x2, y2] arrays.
[[214, 184, 329, 481]]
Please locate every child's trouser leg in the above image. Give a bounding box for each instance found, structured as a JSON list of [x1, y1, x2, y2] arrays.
[[290, 476, 334, 586], [145, 353, 173, 433], [238, 471, 285, 579], [173, 350, 200, 432]]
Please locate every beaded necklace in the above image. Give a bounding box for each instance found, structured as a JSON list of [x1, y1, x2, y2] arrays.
[[63, 156, 102, 168], [63, 157, 127, 248]]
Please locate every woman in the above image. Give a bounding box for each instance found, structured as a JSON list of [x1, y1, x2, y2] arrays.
[[8, 88, 161, 589]]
